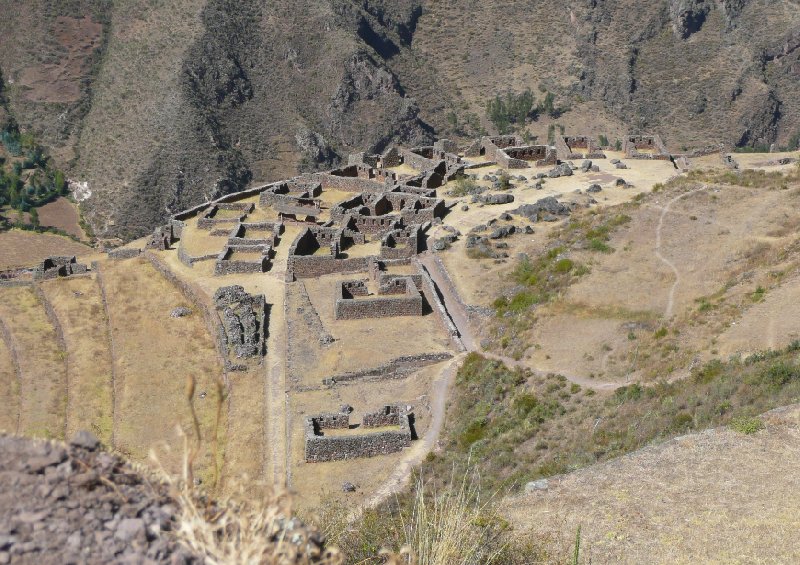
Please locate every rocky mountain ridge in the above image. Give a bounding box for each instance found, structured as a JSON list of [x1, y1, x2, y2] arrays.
[[0, 0, 797, 239]]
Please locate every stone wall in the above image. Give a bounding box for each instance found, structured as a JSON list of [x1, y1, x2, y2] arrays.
[[213, 285, 267, 360], [177, 245, 219, 268], [32, 256, 89, 280], [415, 259, 463, 350], [465, 136, 556, 168], [554, 135, 606, 160], [624, 135, 671, 159], [197, 203, 253, 230], [320, 352, 452, 386], [363, 405, 402, 428], [304, 405, 414, 462], [312, 170, 389, 193], [334, 276, 423, 320]]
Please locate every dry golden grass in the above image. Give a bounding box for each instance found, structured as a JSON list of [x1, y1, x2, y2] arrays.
[[0, 286, 66, 438], [0, 332, 19, 432], [502, 405, 800, 563], [40, 276, 114, 443], [0, 229, 92, 270], [98, 257, 224, 481]]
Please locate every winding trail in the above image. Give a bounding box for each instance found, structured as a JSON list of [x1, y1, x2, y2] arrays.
[[418, 253, 620, 391], [654, 186, 708, 319], [362, 354, 462, 509]]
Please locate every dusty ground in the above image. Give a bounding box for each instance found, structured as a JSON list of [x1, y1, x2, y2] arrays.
[[298, 273, 451, 388], [439, 152, 800, 383], [0, 229, 92, 270], [502, 405, 800, 564]]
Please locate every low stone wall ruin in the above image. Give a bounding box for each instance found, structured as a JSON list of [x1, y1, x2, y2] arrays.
[[304, 405, 414, 462], [623, 135, 671, 160], [320, 352, 452, 386], [334, 276, 423, 320], [32, 256, 89, 280]]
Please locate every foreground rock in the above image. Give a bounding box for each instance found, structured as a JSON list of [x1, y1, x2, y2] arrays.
[[0, 432, 198, 564], [0, 432, 330, 564]]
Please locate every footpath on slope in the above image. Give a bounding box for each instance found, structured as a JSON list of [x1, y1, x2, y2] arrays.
[[418, 252, 621, 391], [653, 185, 708, 319]]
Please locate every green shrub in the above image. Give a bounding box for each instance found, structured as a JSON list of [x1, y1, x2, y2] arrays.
[[459, 419, 487, 447], [751, 286, 766, 302], [508, 291, 539, 312], [671, 412, 694, 431], [588, 238, 612, 253], [729, 416, 764, 435], [654, 327, 668, 339], [757, 362, 799, 389], [693, 359, 725, 384], [553, 258, 574, 273], [613, 383, 643, 404]]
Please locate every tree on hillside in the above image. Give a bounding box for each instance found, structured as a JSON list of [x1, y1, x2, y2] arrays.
[[486, 89, 537, 134]]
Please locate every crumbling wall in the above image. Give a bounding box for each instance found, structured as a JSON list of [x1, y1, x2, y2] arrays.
[[197, 203, 253, 230], [624, 135, 671, 159], [213, 285, 267, 361], [32, 256, 89, 280], [304, 405, 414, 462], [320, 352, 452, 386], [334, 276, 423, 319]]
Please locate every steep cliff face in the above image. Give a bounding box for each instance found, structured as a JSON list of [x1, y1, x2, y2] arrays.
[[0, 0, 797, 239]]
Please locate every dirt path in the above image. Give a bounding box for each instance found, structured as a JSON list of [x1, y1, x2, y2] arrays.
[[264, 240, 293, 487], [361, 355, 462, 508], [419, 253, 620, 391], [654, 186, 708, 319]]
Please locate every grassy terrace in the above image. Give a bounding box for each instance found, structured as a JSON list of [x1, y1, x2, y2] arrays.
[[0, 286, 66, 439]]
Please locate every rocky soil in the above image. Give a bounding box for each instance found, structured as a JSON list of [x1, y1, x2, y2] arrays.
[[0, 431, 199, 564]]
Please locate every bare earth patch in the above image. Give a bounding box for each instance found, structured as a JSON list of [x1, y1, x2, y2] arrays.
[[36, 198, 86, 239], [0, 230, 92, 270]]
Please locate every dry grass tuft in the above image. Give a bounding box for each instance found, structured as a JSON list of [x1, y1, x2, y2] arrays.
[[153, 375, 342, 565]]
